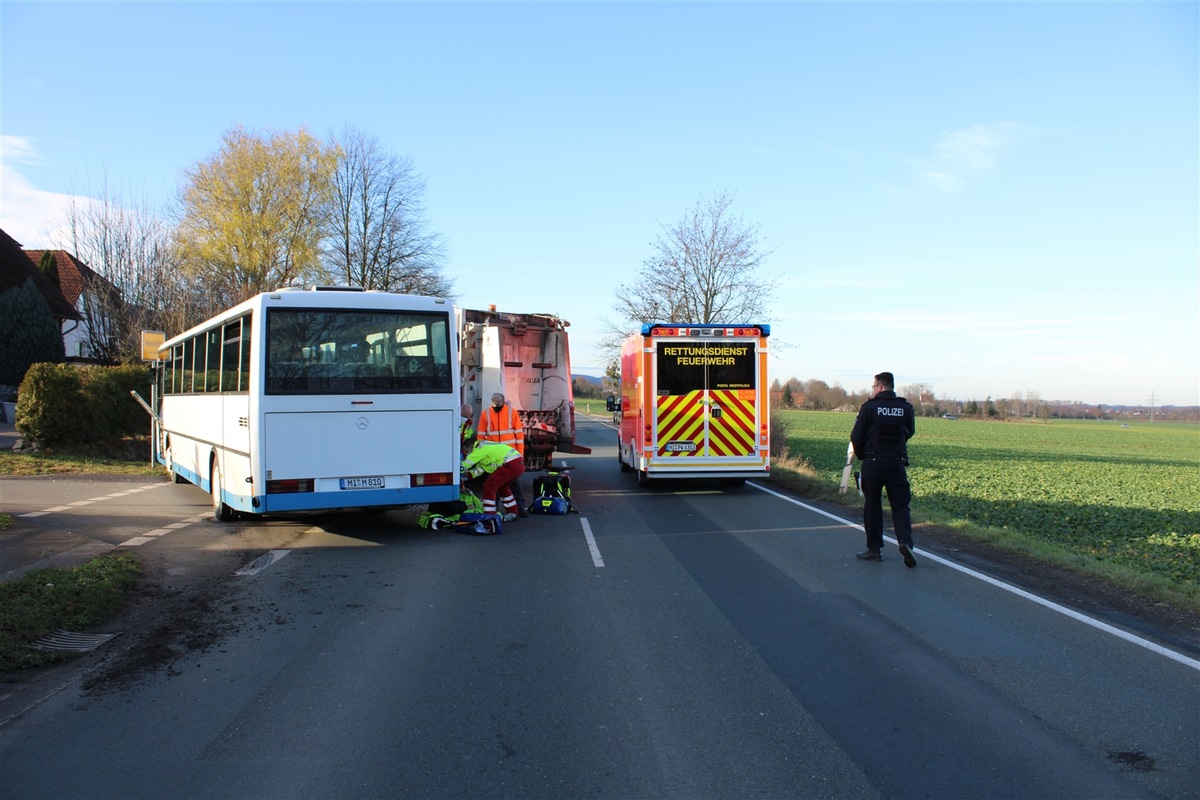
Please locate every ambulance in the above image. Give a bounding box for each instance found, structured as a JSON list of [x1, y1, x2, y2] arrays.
[[617, 323, 770, 485]]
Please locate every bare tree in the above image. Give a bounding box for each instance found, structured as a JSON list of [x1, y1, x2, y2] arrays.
[[900, 382, 935, 415], [60, 181, 191, 360], [324, 126, 451, 296], [605, 192, 773, 355], [1023, 390, 1043, 419]]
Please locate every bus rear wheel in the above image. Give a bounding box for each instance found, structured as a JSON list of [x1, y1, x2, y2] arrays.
[[211, 462, 234, 522]]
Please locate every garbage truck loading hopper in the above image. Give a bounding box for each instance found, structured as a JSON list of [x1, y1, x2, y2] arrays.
[[460, 307, 592, 470]]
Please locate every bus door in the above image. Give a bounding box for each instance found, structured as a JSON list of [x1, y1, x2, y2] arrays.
[[653, 337, 759, 462]]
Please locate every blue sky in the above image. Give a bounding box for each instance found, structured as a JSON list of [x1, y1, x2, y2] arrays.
[[3, 1, 1196, 407]]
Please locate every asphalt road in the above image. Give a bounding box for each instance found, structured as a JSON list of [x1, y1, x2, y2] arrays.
[[0, 415, 1197, 799]]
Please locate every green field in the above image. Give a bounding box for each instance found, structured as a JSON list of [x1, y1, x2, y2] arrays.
[[777, 411, 1200, 593]]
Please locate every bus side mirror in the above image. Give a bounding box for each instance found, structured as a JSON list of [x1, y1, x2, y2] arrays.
[[605, 395, 616, 411]]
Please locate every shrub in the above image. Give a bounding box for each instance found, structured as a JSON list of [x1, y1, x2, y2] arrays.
[[16, 364, 89, 445], [80, 364, 153, 440], [15, 363, 152, 446]]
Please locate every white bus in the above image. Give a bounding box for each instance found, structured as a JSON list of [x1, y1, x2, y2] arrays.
[[155, 287, 461, 520]]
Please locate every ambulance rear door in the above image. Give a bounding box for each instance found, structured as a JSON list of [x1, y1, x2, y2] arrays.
[[650, 327, 764, 475]]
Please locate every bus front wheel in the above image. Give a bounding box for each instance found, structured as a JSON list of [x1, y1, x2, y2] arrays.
[[211, 462, 234, 522]]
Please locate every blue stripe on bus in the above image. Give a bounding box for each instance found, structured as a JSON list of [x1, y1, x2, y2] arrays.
[[260, 486, 458, 513]]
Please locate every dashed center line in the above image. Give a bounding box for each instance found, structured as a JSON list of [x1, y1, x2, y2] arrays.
[[12, 484, 206, 548], [580, 517, 604, 567], [19, 483, 170, 518], [119, 515, 209, 547]]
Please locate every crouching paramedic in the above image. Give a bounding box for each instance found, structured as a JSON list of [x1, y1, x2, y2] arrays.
[[460, 438, 525, 522]]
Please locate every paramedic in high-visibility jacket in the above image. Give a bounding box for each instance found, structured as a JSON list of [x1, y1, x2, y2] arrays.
[[459, 402, 475, 455], [477, 393, 527, 515], [850, 372, 917, 567], [461, 439, 525, 522]]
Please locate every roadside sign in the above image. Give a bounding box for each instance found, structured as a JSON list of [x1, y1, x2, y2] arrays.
[[140, 330, 168, 361]]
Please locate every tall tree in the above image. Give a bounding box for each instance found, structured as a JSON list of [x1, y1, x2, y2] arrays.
[[0, 278, 65, 387], [605, 192, 773, 354], [37, 250, 60, 290], [324, 126, 451, 296], [61, 180, 190, 360], [177, 125, 336, 305]]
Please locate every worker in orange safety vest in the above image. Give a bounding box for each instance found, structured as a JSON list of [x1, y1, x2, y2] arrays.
[[477, 392, 527, 515], [478, 393, 524, 454]]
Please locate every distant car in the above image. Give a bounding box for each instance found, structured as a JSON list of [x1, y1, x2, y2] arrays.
[[942, 413, 958, 420]]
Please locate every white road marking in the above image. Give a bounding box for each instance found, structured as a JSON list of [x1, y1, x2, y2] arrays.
[[580, 517, 604, 568], [19, 483, 170, 519], [118, 515, 209, 547], [748, 481, 1200, 672]]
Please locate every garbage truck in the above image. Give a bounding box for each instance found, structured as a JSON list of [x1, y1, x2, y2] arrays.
[[460, 307, 591, 470]]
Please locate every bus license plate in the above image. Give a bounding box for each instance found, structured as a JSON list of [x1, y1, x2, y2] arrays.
[[340, 476, 385, 490]]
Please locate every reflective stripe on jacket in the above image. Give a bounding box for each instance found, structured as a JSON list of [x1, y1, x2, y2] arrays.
[[461, 442, 523, 478], [478, 404, 525, 454]]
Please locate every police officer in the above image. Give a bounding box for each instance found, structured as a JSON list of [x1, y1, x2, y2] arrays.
[[850, 372, 917, 567]]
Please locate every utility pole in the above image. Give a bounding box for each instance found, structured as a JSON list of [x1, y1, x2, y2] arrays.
[[1147, 391, 1156, 424]]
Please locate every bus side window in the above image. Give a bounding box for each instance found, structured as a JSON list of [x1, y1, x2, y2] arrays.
[[206, 328, 222, 393], [239, 318, 252, 392], [182, 338, 195, 393], [221, 319, 241, 392]]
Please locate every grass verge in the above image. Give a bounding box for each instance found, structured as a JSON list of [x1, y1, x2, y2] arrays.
[[0, 437, 163, 477], [766, 453, 1200, 617], [0, 552, 142, 672]]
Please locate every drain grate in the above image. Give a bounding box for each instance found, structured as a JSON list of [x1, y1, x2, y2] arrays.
[[31, 630, 121, 653]]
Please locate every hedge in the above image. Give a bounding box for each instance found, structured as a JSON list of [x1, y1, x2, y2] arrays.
[[15, 363, 153, 446]]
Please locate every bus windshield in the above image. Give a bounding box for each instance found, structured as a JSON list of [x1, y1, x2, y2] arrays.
[[266, 307, 452, 394]]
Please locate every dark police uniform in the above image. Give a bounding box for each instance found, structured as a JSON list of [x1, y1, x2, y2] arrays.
[[850, 389, 916, 560]]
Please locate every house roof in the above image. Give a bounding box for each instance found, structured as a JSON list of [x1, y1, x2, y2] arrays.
[[0, 228, 82, 321], [24, 248, 117, 308]]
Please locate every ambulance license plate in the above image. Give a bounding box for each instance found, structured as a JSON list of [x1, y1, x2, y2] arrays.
[[340, 476, 384, 490]]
